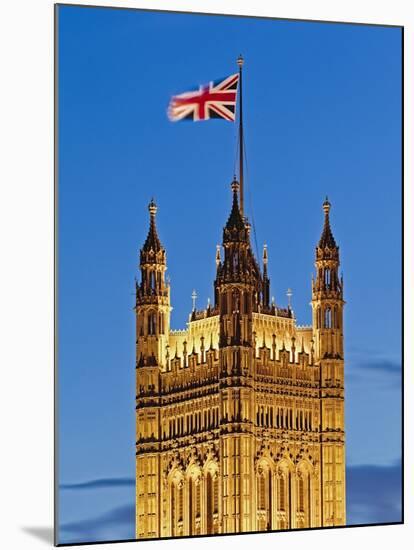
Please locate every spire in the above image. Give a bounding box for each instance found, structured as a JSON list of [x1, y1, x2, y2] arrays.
[[262, 244, 268, 267], [215, 245, 221, 267], [318, 197, 337, 249], [142, 199, 162, 254], [225, 177, 245, 232], [191, 289, 197, 311], [287, 288, 293, 308]]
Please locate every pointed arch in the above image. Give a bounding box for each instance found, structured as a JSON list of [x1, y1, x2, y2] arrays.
[[316, 306, 321, 329], [168, 468, 185, 537], [324, 306, 332, 328], [204, 459, 219, 535], [296, 459, 314, 529], [186, 463, 202, 536], [276, 458, 295, 530], [256, 458, 274, 532]]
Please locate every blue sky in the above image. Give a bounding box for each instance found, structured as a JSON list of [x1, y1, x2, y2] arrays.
[[57, 5, 402, 544]]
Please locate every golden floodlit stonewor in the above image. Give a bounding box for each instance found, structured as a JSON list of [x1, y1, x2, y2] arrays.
[[135, 180, 345, 538]]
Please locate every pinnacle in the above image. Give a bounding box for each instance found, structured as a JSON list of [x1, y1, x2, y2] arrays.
[[318, 198, 337, 249], [142, 200, 162, 253]]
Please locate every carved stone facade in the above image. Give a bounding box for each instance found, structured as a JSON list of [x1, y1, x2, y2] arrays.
[[135, 183, 346, 539]]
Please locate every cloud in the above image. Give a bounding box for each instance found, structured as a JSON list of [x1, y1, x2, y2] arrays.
[[60, 477, 135, 490], [357, 358, 401, 378], [346, 354, 401, 388], [59, 503, 135, 544], [346, 462, 402, 525]]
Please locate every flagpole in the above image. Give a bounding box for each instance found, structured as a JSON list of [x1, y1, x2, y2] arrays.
[[237, 54, 244, 216]]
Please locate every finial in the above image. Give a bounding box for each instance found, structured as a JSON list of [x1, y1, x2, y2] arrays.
[[215, 244, 221, 266], [322, 196, 331, 215], [271, 296, 275, 306], [237, 54, 244, 67], [287, 288, 293, 308], [148, 198, 157, 216], [263, 243, 268, 265], [207, 297, 211, 308], [231, 175, 239, 194], [191, 289, 197, 311]]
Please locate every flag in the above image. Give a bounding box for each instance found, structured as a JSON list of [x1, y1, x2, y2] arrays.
[[168, 73, 239, 122]]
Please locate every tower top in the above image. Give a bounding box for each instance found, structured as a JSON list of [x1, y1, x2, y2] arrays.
[[318, 197, 337, 250], [322, 196, 331, 215], [225, 177, 245, 233], [148, 198, 158, 217], [231, 175, 239, 194], [142, 198, 163, 257], [263, 244, 268, 265]]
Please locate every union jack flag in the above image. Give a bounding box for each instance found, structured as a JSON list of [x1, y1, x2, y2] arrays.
[[168, 73, 239, 122]]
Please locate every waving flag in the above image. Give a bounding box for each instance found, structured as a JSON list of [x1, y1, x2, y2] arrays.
[[168, 73, 239, 122]]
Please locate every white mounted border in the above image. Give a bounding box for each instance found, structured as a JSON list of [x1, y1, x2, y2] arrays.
[[0, 1, 411, 549]]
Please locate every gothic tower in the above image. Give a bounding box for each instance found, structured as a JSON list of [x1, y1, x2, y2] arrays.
[[135, 191, 346, 538], [136, 200, 170, 538], [311, 198, 346, 526], [214, 178, 262, 533]]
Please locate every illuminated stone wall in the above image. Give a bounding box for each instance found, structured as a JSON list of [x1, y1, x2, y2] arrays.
[[135, 194, 345, 538]]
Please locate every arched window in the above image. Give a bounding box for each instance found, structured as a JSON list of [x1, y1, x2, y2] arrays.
[[188, 477, 198, 536], [296, 470, 311, 528], [257, 468, 272, 531], [147, 312, 157, 335], [171, 479, 184, 537], [324, 307, 332, 329]]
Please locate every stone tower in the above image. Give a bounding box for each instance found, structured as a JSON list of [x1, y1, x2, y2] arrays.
[[311, 198, 346, 526], [135, 187, 346, 539], [214, 178, 261, 533], [135, 200, 171, 538]]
